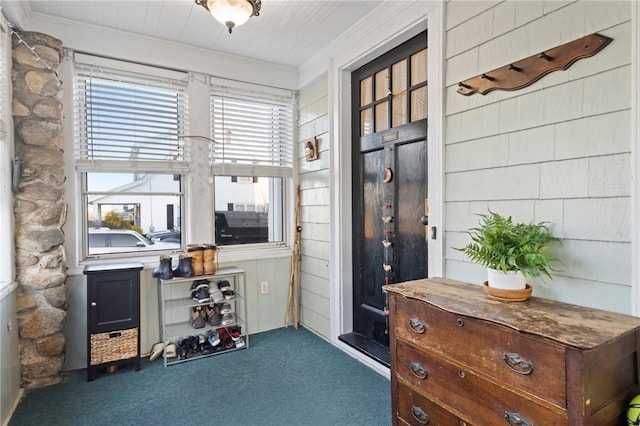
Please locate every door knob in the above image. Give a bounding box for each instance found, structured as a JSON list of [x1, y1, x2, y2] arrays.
[[91, 302, 97, 307], [420, 215, 429, 225]]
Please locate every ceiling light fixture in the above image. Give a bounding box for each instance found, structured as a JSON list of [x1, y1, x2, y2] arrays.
[[195, 0, 261, 34]]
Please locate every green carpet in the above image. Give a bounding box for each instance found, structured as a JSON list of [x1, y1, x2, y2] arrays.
[[9, 327, 391, 425]]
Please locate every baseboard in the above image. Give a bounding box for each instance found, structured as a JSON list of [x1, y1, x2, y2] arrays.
[[2, 387, 24, 426], [334, 340, 391, 379]]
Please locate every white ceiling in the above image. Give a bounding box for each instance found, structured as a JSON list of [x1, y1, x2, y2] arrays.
[[9, 0, 385, 68]]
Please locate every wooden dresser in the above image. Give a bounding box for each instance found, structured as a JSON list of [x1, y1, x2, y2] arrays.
[[383, 278, 640, 426]]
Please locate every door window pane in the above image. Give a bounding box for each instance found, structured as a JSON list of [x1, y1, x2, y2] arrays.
[[360, 76, 372, 107], [375, 69, 389, 101], [375, 102, 389, 132], [411, 86, 428, 122], [411, 48, 428, 86], [361, 108, 373, 136], [392, 59, 407, 128]]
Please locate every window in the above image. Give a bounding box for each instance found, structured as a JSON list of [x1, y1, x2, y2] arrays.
[[74, 55, 188, 258], [209, 80, 294, 247], [214, 175, 283, 245]]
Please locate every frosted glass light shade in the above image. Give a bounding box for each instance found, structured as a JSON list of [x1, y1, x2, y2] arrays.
[[207, 0, 255, 32]]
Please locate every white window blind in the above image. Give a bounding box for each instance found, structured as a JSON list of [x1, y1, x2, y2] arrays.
[[74, 62, 189, 173], [210, 82, 294, 177]]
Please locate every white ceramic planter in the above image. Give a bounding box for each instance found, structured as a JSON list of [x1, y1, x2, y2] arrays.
[[487, 268, 526, 290]]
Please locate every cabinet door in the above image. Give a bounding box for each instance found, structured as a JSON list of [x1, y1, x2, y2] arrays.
[[88, 270, 140, 334]]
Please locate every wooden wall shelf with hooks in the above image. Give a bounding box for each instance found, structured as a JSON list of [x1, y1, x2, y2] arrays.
[[457, 33, 613, 96]]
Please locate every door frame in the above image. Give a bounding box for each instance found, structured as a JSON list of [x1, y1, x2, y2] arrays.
[[327, 1, 445, 374]]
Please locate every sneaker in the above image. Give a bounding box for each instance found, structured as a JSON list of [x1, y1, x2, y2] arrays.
[[221, 313, 234, 326], [177, 339, 189, 359], [191, 288, 210, 303], [207, 329, 220, 347], [190, 279, 210, 291], [223, 331, 234, 348], [220, 302, 232, 314], [209, 287, 224, 303], [200, 341, 215, 355], [218, 327, 230, 347], [229, 326, 242, 341], [190, 307, 206, 329], [188, 335, 199, 354], [234, 337, 246, 348], [217, 280, 231, 291], [206, 304, 221, 326], [223, 290, 235, 300]]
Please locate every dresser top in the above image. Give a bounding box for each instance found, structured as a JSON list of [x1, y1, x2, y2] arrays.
[[384, 277, 640, 350]]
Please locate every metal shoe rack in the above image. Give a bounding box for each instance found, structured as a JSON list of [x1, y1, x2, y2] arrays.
[[158, 266, 248, 366]]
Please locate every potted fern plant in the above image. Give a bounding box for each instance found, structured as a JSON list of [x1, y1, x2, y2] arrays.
[[457, 211, 562, 293]]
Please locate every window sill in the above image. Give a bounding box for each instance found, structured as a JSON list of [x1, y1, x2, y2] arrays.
[[68, 245, 292, 276], [216, 244, 292, 263]]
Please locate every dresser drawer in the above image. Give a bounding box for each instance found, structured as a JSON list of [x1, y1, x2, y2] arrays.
[[395, 340, 568, 425], [393, 296, 566, 408], [396, 380, 468, 426]]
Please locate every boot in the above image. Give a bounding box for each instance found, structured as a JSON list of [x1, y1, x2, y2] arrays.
[[173, 253, 194, 278], [203, 244, 217, 275], [187, 244, 204, 276], [153, 255, 173, 279]]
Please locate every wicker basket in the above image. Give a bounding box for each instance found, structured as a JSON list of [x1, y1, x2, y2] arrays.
[[90, 328, 138, 366]]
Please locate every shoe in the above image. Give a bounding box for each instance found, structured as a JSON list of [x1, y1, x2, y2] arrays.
[[234, 337, 245, 348], [164, 341, 177, 358], [206, 304, 221, 326], [190, 279, 210, 291], [209, 287, 224, 303], [221, 313, 234, 326], [229, 326, 242, 341], [220, 302, 232, 314], [149, 341, 164, 361], [192, 288, 210, 303], [177, 339, 189, 359], [218, 280, 231, 291], [207, 329, 221, 347], [200, 341, 214, 355], [223, 290, 235, 300], [219, 328, 234, 348], [190, 307, 206, 329], [188, 335, 199, 354]]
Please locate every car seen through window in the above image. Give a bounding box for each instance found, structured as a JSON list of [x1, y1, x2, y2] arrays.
[[88, 229, 180, 255]]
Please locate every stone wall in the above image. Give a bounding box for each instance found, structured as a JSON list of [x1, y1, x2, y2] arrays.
[[12, 31, 67, 388]]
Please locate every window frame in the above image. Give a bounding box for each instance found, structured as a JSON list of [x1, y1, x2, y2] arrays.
[[72, 55, 189, 260], [208, 78, 295, 252]]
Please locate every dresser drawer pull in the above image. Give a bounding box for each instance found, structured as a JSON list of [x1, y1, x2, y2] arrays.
[[409, 361, 427, 379], [503, 353, 534, 375], [411, 406, 430, 424], [504, 411, 533, 426], [408, 318, 426, 333]]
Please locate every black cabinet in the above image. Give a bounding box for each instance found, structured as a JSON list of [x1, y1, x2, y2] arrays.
[[83, 263, 143, 381]]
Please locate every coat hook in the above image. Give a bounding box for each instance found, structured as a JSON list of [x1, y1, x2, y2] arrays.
[[481, 73, 495, 81], [538, 52, 553, 61], [508, 64, 522, 72], [458, 82, 472, 89]]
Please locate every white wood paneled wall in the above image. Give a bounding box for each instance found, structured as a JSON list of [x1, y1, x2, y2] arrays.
[[296, 75, 331, 339], [444, 0, 633, 313]]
